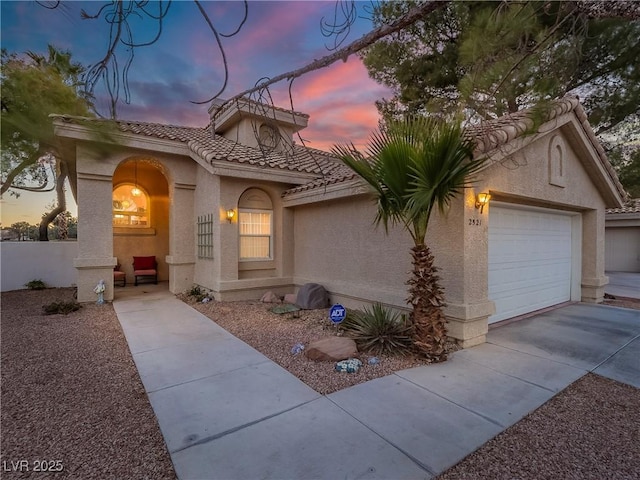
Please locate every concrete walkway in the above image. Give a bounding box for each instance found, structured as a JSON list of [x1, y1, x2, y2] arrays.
[[113, 286, 640, 480]]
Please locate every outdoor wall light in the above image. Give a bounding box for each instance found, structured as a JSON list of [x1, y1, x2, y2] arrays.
[[226, 209, 236, 223], [475, 193, 491, 214]]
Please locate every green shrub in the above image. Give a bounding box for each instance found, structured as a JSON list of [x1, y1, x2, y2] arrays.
[[188, 285, 203, 297], [341, 303, 413, 356], [187, 285, 209, 302], [25, 279, 47, 290], [43, 301, 82, 315]]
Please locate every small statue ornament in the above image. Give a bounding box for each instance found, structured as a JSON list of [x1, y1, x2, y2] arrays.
[[94, 279, 106, 305]]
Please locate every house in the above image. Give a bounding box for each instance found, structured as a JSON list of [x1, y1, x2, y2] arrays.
[[52, 96, 626, 347], [605, 198, 640, 272]]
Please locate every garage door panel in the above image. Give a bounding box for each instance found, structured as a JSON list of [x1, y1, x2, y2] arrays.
[[605, 227, 640, 272], [489, 206, 573, 323]]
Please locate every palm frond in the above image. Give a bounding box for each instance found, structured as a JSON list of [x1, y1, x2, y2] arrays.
[[334, 116, 482, 246]]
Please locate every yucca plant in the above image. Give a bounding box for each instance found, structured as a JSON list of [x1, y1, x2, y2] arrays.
[[341, 303, 414, 356], [334, 116, 483, 361]]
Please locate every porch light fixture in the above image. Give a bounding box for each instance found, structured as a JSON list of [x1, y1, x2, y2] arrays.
[[475, 193, 491, 214], [131, 160, 141, 197], [226, 209, 236, 223]]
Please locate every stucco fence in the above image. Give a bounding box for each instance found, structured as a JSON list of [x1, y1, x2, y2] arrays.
[[1, 242, 78, 292]]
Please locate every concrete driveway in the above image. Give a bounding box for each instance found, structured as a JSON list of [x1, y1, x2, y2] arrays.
[[114, 291, 640, 480]]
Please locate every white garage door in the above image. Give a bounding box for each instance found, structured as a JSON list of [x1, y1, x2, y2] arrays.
[[605, 227, 640, 272], [489, 205, 573, 323]]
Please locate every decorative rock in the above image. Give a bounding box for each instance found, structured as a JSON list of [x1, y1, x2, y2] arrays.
[[283, 293, 297, 304], [368, 357, 380, 365], [291, 343, 305, 355], [296, 283, 329, 309], [261, 291, 281, 303], [335, 358, 363, 373], [306, 337, 358, 362]]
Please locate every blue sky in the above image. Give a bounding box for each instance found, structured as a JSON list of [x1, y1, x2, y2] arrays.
[[1, 0, 391, 226]]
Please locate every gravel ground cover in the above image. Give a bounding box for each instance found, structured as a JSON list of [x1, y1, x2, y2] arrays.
[[1, 288, 175, 480], [180, 295, 446, 395], [2, 287, 638, 480], [437, 373, 640, 480]]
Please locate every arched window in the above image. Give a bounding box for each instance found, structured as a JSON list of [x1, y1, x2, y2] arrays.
[[238, 188, 273, 260], [112, 184, 149, 227]]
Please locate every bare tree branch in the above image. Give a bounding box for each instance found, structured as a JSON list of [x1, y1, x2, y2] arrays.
[[0, 147, 48, 196], [211, 1, 448, 113]]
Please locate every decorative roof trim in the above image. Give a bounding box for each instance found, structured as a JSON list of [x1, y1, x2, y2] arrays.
[[282, 178, 367, 207]]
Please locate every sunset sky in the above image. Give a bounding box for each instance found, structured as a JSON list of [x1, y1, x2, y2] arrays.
[[1, 0, 392, 226]]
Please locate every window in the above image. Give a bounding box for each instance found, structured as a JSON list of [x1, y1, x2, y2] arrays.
[[112, 184, 149, 227], [197, 214, 214, 259], [239, 210, 272, 259], [238, 188, 273, 261]]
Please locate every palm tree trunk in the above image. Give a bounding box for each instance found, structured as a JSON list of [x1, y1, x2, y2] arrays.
[[407, 244, 448, 362]]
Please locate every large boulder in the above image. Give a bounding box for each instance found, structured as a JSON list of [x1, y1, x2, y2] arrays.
[[296, 283, 328, 309], [306, 337, 358, 362]]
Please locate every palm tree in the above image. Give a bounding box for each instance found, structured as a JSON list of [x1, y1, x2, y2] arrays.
[[333, 116, 484, 361]]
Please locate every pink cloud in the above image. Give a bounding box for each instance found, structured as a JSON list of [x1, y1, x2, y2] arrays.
[[272, 59, 392, 151]]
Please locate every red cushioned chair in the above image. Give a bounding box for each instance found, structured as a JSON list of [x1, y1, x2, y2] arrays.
[[113, 262, 127, 287], [133, 256, 158, 286]]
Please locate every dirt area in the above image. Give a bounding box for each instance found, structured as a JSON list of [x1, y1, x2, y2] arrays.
[[1, 288, 176, 479], [603, 295, 640, 310]]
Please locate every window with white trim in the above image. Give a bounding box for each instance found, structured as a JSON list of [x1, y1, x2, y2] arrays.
[[238, 188, 273, 261], [239, 210, 272, 259]]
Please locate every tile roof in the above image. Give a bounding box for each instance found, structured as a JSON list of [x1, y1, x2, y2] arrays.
[[606, 198, 640, 215], [52, 96, 625, 202], [52, 115, 339, 176], [283, 97, 626, 199], [465, 97, 626, 201]]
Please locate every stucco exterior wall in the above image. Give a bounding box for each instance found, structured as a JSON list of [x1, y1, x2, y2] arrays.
[[293, 195, 414, 308], [1, 242, 78, 292], [193, 176, 295, 300], [193, 167, 221, 291], [74, 145, 118, 302], [291, 191, 493, 345]]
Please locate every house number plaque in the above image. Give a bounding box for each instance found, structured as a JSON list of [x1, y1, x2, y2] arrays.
[[468, 218, 482, 226]]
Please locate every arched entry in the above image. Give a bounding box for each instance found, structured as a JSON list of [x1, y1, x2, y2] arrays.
[[112, 158, 170, 290]]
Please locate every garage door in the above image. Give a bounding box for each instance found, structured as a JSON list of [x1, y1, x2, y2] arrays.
[[489, 205, 573, 323], [605, 227, 640, 272]]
